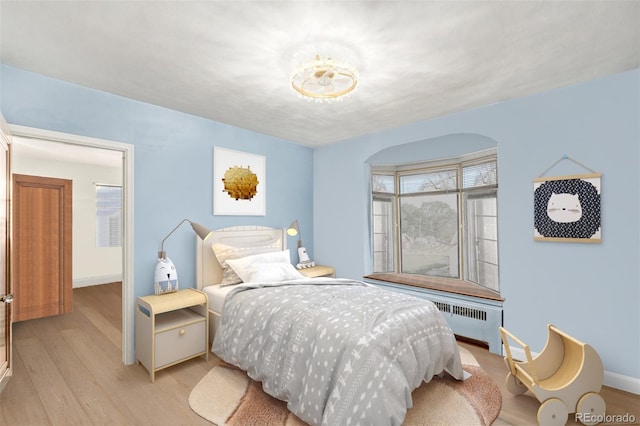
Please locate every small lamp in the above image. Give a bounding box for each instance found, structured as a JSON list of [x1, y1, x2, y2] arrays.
[[287, 220, 302, 247], [155, 219, 212, 295], [287, 220, 315, 269]]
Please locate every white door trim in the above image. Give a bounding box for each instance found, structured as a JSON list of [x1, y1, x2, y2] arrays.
[[0, 116, 12, 394], [8, 125, 135, 365]]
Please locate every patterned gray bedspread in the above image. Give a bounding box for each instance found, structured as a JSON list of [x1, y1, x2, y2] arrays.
[[212, 278, 463, 426]]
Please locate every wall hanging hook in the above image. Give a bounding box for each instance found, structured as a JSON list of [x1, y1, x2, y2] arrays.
[[538, 154, 596, 178]]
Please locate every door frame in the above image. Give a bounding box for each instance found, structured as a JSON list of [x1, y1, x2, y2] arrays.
[[9, 125, 136, 365], [0, 118, 11, 393]]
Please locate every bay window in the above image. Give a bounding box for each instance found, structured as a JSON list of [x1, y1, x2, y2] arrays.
[[371, 152, 499, 293]]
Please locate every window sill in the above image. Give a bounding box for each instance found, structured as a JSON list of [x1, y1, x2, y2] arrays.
[[364, 273, 504, 302]]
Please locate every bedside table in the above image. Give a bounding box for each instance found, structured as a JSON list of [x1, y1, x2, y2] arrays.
[[298, 265, 335, 278], [136, 288, 209, 382]]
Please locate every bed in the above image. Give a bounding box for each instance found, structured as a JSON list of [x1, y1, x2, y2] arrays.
[[195, 226, 463, 426]]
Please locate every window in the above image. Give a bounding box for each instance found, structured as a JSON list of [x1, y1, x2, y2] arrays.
[[96, 184, 122, 247], [371, 153, 498, 292]]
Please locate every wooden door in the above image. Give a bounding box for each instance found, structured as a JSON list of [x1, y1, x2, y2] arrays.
[[0, 117, 11, 394], [13, 174, 72, 322]]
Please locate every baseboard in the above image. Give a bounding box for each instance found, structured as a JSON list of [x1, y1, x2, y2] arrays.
[[509, 346, 640, 395], [73, 274, 122, 288], [603, 370, 640, 395]]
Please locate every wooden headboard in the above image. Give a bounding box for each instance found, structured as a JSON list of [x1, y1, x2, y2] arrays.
[[195, 225, 287, 289]]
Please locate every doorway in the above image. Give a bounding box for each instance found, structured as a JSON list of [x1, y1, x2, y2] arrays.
[[9, 125, 135, 365]]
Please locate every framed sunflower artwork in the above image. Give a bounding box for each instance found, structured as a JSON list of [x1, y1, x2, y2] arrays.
[[213, 147, 266, 216]]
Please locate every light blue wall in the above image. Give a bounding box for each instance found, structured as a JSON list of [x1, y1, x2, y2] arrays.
[[314, 69, 640, 380], [2, 64, 638, 382], [0, 65, 314, 303]]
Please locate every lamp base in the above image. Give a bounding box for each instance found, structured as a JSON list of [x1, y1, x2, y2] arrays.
[[296, 247, 315, 269], [296, 260, 316, 269], [154, 257, 179, 295]]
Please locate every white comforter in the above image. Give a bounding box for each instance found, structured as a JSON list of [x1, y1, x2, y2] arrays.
[[212, 278, 463, 426]]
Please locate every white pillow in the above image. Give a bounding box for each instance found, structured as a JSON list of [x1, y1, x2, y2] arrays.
[[212, 240, 281, 285], [243, 262, 305, 283], [226, 249, 291, 283]]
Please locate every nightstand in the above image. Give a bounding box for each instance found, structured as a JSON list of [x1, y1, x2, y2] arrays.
[[298, 265, 335, 278], [135, 288, 209, 382]]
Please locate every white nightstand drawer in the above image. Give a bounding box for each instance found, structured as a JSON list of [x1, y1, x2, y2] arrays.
[[155, 320, 206, 368]]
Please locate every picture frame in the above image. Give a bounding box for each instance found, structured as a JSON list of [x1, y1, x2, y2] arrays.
[[533, 173, 601, 243], [213, 147, 266, 216]]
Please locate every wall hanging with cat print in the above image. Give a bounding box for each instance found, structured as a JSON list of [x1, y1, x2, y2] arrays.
[[533, 173, 601, 243]]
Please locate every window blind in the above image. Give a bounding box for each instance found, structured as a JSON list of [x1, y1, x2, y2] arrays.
[[463, 161, 497, 189], [400, 169, 457, 194], [96, 184, 122, 247]]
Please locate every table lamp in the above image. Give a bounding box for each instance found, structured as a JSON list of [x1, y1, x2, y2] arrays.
[[287, 220, 315, 269], [155, 219, 212, 295]]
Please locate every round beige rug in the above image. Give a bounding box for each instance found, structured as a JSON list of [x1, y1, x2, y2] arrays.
[[189, 346, 501, 426]]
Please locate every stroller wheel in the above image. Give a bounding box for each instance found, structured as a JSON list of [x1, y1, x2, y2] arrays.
[[577, 393, 605, 425], [505, 372, 527, 395], [537, 398, 568, 426]]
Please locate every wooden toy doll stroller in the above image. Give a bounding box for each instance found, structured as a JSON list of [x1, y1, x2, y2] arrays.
[[500, 324, 605, 426]]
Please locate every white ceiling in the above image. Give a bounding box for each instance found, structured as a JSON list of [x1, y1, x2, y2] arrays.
[[1, 1, 639, 148]]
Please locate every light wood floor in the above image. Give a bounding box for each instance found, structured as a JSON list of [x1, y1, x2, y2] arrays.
[[1, 282, 638, 425]]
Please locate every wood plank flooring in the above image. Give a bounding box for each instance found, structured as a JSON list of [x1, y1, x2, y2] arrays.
[[1, 282, 638, 425]]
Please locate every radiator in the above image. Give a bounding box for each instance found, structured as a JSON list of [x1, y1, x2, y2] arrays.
[[367, 280, 503, 355]]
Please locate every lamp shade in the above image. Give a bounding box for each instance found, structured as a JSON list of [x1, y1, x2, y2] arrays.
[[287, 220, 299, 237], [190, 221, 212, 241]]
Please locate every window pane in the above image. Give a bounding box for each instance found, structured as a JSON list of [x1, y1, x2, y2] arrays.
[[372, 174, 394, 193], [476, 215, 497, 241], [96, 185, 122, 247], [463, 161, 497, 188], [479, 238, 498, 264], [372, 197, 394, 272], [464, 192, 499, 291], [400, 193, 459, 278], [400, 169, 457, 194]]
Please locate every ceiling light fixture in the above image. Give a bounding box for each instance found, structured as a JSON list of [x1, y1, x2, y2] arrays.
[[290, 54, 358, 103]]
